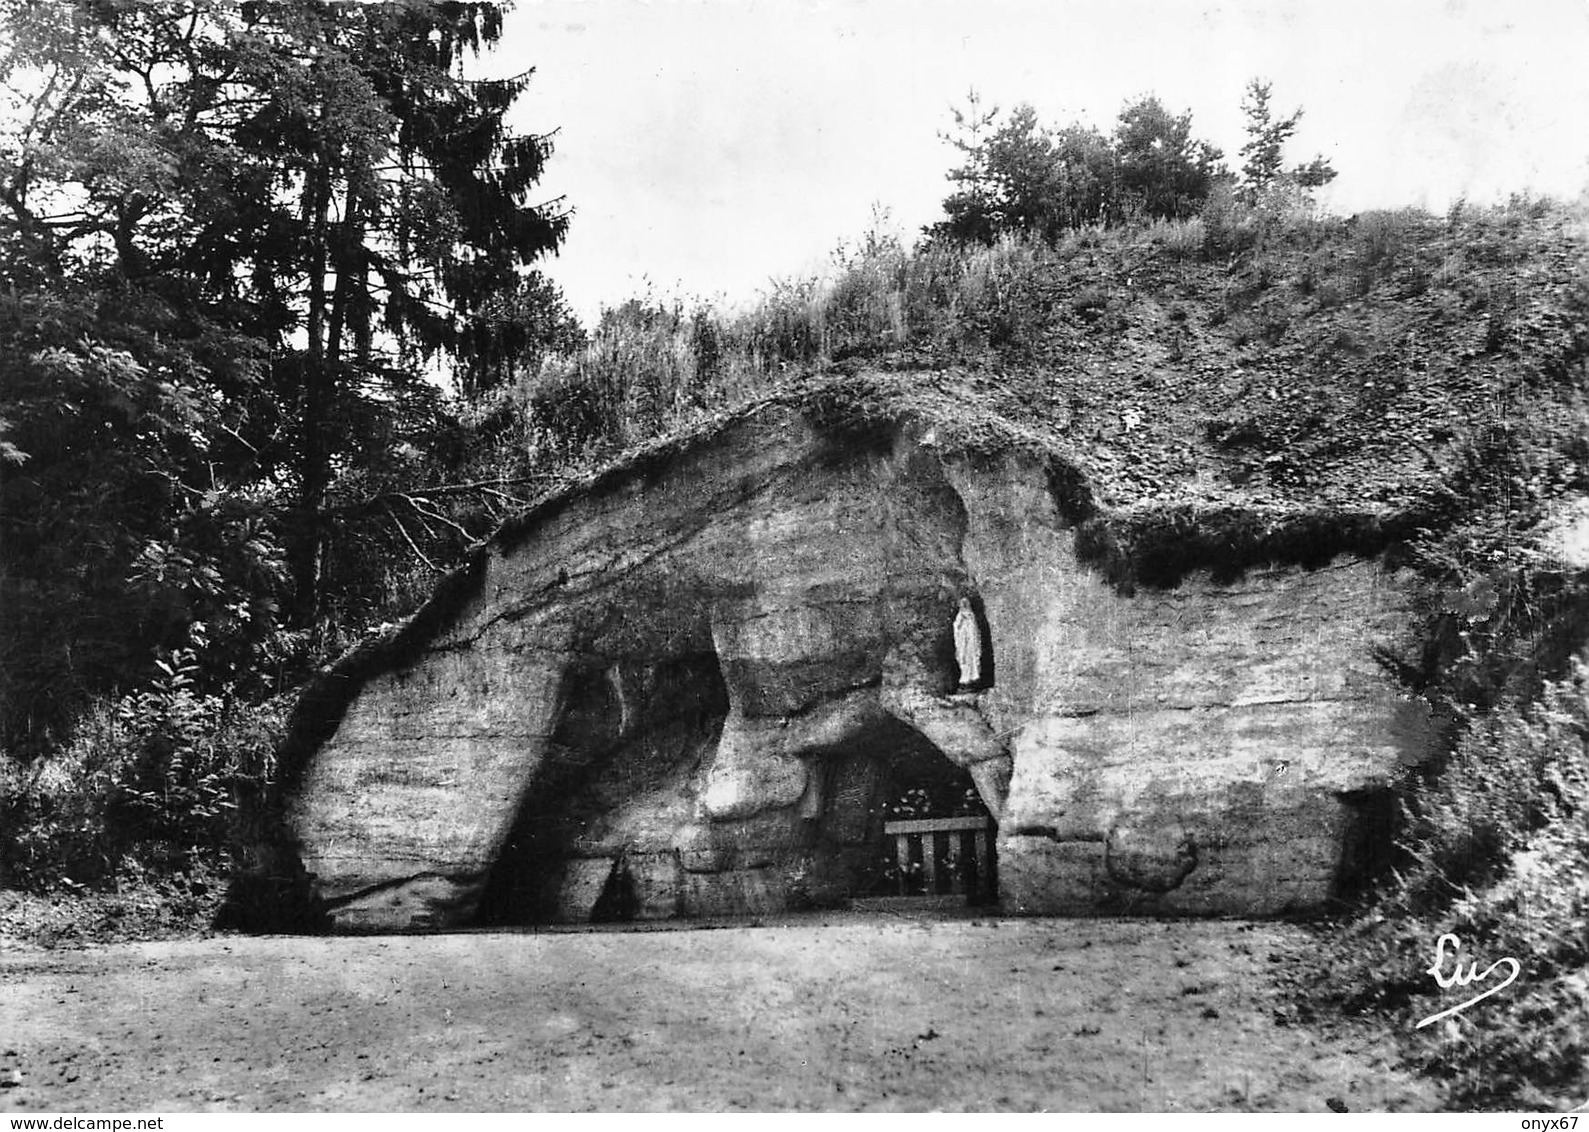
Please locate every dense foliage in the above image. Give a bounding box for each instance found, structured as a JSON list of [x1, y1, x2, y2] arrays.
[[0, 0, 572, 760], [0, 651, 285, 888], [0, 0, 577, 902]]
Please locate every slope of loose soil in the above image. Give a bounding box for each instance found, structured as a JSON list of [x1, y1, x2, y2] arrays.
[[966, 206, 1587, 516], [0, 917, 1439, 1113]]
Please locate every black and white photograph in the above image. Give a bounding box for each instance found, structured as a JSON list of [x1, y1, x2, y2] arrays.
[[2, 0, 1588, 1114]]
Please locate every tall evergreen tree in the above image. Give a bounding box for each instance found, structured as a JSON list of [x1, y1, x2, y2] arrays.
[[0, 0, 570, 747], [932, 89, 1001, 244]]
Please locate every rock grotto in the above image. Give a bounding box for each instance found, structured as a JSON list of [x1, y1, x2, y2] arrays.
[[248, 378, 1437, 931]]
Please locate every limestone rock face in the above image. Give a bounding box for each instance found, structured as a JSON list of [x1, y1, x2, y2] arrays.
[[272, 405, 1433, 930]]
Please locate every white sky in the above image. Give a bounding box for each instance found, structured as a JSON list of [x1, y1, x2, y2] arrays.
[[495, 0, 1589, 323]]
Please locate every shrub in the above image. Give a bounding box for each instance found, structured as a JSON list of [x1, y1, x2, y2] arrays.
[[950, 234, 1043, 347], [824, 229, 911, 355], [1145, 216, 1205, 259], [1349, 208, 1428, 295], [0, 654, 284, 890], [1398, 668, 1589, 909], [1201, 182, 1262, 258], [1309, 659, 1589, 1109]]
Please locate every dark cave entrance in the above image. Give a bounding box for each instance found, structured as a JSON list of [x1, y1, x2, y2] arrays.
[[472, 650, 998, 924], [472, 650, 730, 926], [816, 716, 997, 907]]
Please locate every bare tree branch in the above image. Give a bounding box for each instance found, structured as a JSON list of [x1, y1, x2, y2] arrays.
[[327, 476, 556, 518], [383, 501, 439, 572], [399, 493, 474, 542]]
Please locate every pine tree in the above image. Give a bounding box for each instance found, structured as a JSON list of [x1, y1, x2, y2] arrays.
[[1113, 95, 1224, 221], [932, 89, 1002, 243], [0, 0, 573, 745], [1238, 78, 1336, 203], [45, 0, 573, 625]]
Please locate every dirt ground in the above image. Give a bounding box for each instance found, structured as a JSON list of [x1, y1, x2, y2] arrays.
[[0, 914, 1441, 1113]]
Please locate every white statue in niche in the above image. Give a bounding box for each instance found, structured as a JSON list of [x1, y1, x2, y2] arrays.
[[953, 596, 982, 689]]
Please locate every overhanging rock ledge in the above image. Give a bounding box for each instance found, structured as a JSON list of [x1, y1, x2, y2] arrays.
[[243, 382, 1435, 931]]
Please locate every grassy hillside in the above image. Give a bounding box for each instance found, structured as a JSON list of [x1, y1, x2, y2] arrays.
[[519, 199, 1586, 520]]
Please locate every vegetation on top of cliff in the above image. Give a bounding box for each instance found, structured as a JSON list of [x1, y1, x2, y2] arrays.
[[543, 199, 1584, 490], [489, 82, 1578, 542], [485, 195, 1586, 595]]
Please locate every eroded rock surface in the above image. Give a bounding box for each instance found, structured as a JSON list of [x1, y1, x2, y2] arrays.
[[274, 403, 1433, 930]]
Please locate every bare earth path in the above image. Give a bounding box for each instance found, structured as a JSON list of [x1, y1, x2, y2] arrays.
[[0, 916, 1438, 1112]]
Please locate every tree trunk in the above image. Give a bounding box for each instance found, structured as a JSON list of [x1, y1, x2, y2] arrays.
[[288, 156, 334, 629]]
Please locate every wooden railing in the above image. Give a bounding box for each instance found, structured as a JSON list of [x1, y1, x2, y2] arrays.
[[882, 815, 994, 901]]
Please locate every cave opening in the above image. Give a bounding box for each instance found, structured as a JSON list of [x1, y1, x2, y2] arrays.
[[472, 650, 730, 926], [817, 716, 997, 908], [473, 648, 999, 925]]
